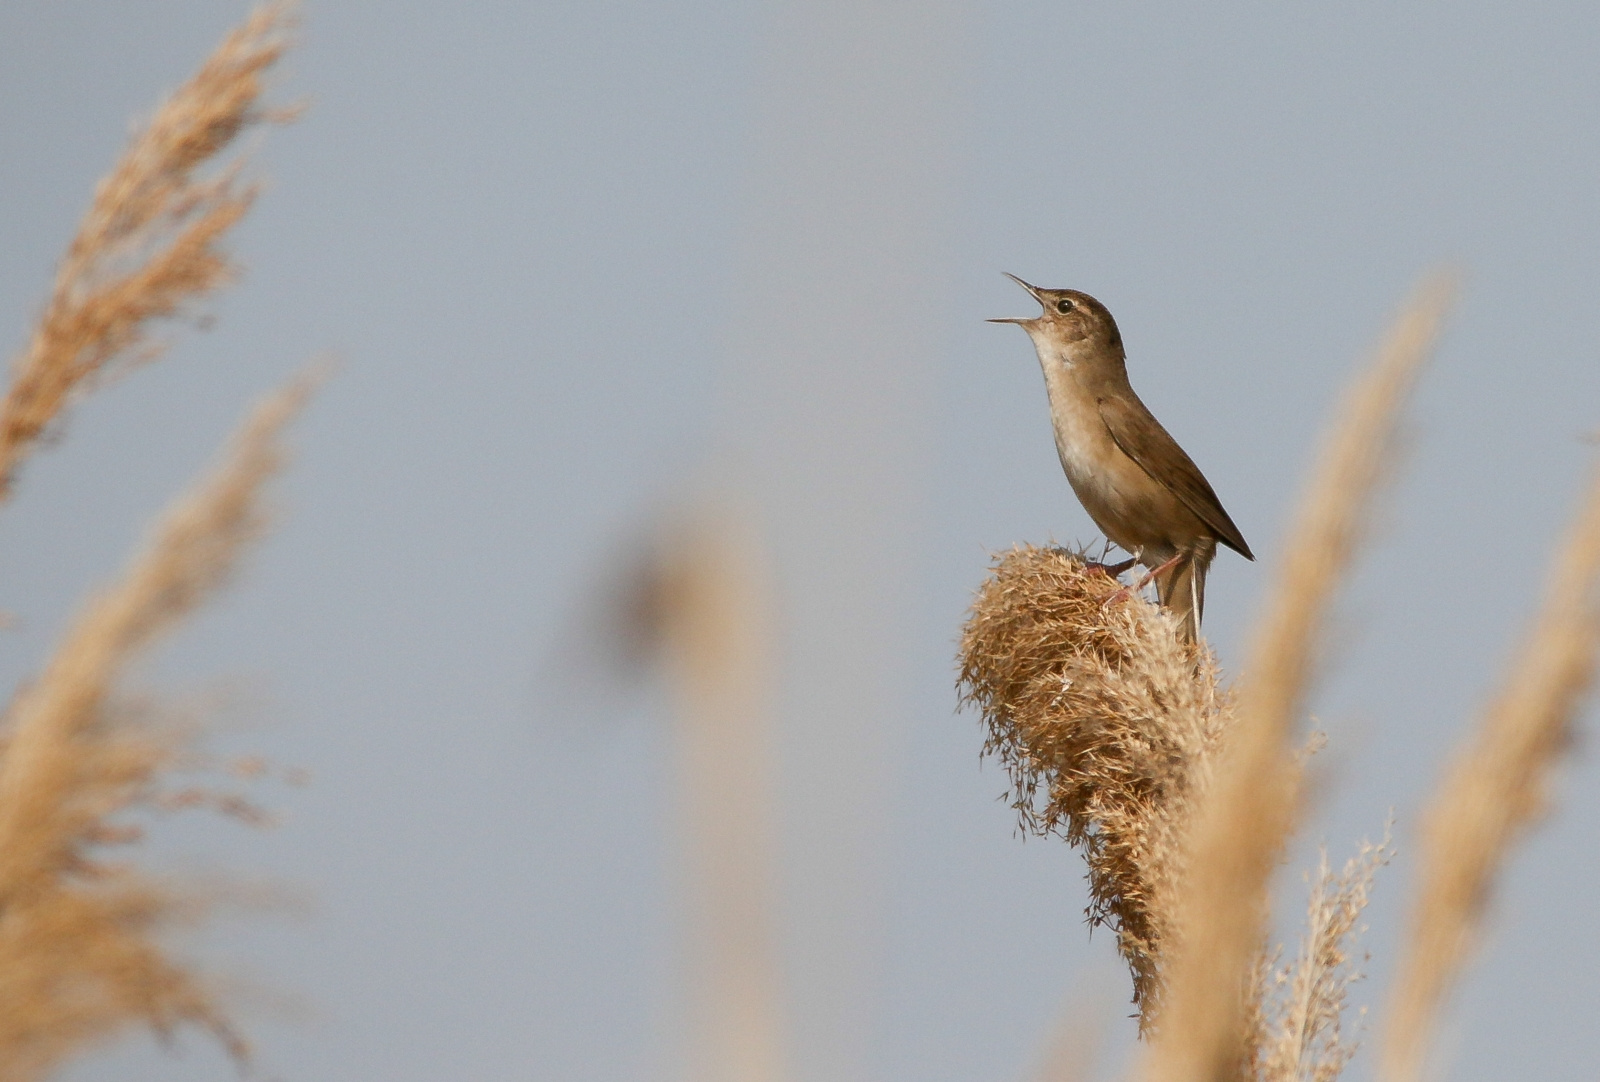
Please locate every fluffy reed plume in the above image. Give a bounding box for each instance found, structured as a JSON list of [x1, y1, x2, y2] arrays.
[[1143, 277, 1454, 1082], [1247, 836, 1390, 1082], [0, 375, 311, 1080], [0, 2, 294, 499], [957, 544, 1233, 1021], [1378, 465, 1600, 1082]]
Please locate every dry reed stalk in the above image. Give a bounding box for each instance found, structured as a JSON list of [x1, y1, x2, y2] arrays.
[[1378, 465, 1600, 1082], [1143, 276, 1454, 1082], [0, 375, 312, 1080], [0, 2, 295, 500], [1247, 836, 1390, 1082], [958, 544, 1232, 1022]]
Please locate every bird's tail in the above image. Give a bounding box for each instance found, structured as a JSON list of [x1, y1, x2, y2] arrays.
[[1153, 549, 1212, 644]]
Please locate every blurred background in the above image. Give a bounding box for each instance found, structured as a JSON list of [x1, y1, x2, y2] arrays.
[[1, 2, 1598, 1080]]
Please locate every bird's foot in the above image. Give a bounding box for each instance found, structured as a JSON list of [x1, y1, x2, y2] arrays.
[[1100, 552, 1184, 609]]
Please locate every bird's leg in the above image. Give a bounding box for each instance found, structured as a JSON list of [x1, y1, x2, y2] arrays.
[[1102, 551, 1185, 608], [1131, 551, 1185, 593]]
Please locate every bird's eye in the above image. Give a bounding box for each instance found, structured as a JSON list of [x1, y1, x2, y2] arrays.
[[1056, 298, 1075, 313]]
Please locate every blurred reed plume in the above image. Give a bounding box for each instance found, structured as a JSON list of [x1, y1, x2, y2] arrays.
[[653, 509, 788, 1082], [1379, 464, 1600, 1082], [0, 376, 311, 1080], [0, 2, 294, 499], [582, 503, 789, 1082], [958, 545, 1231, 1022], [1144, 276, 1453, 1082], [0, 5, 301, 1076]]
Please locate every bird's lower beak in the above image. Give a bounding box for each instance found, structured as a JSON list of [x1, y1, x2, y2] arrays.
[[987, 317, 1030, 324]]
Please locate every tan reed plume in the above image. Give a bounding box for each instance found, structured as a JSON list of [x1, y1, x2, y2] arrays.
[[0, 2, 295, 500], [1378, 465, 1600, 1082], [0, 7, 303, 1074], [1247, 835, 1391, 1082], [958, 544, 1231, 1022], [1142, 276, 1455, 1082], [0, 374, 313, 1080]]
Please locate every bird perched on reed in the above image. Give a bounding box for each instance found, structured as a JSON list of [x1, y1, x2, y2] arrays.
[[991, 275, 1252, 641]]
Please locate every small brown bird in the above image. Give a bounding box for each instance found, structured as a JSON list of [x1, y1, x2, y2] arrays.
[[991, 275, 1252, 641]]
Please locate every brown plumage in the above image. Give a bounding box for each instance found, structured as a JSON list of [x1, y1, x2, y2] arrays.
[[991, 276, 1252, 641]]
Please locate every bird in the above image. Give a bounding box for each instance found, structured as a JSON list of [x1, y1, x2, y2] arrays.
[[990, 274, 1252, 642]]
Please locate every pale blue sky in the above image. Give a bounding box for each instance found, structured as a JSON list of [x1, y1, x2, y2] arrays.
[[2, 3, 1598, 1081]]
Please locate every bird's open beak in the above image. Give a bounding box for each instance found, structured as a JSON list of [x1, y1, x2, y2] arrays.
[[1003, 272, 1047, 302], [988, 272, 1046, 324]]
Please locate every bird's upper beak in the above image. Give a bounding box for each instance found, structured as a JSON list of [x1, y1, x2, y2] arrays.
[[987, 272, 1045, 325]]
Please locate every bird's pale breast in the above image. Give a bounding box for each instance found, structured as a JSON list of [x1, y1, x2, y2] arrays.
[[1041, 360, 1200, 558]]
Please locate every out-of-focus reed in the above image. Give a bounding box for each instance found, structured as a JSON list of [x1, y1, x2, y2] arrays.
[[0, 5, 302, 1076], [1143, 277, 1455, 1082], [1379, 465, 1600, 1082], [576, 502, 790, 1082], [0, 378, 310, 1080], [0, 3, 294, 500], [650, 508, 788, 1082]]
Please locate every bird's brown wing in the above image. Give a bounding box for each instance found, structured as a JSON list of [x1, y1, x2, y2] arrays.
[[1096, 393, 1254, 560]]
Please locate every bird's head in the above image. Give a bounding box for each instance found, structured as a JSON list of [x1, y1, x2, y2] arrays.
[[989, 274, 1123, 363]]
